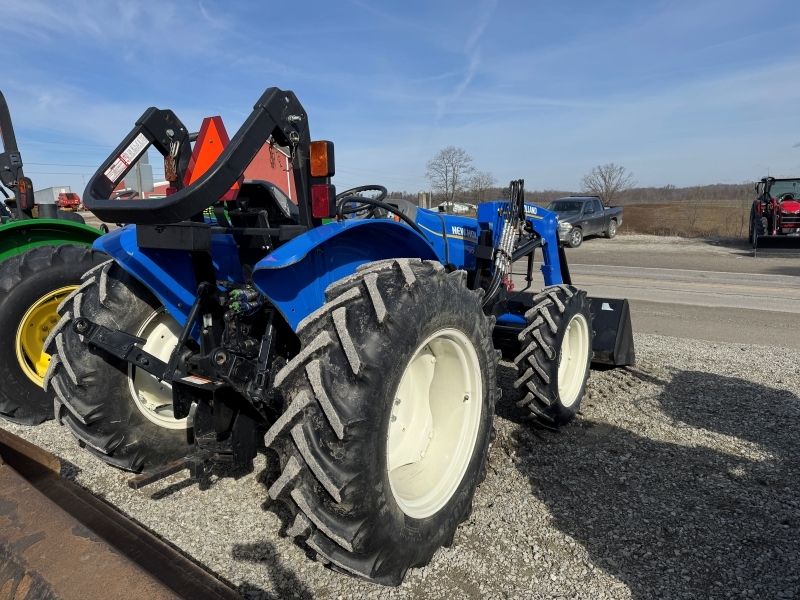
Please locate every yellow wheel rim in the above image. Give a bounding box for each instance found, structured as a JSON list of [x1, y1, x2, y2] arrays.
[[15, 286, 78, 386]]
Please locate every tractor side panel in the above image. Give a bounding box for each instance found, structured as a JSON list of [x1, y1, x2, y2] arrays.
[[93, 226, 244, 334], [253, 220, 439, 330], [0, 219, 101, 262], [415, 209, 479, 270]]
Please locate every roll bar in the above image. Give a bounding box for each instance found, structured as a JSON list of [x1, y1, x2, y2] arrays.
[[0, 90, 23, 189], [83, 87, 313, 226], [0, 90, 35, 218]]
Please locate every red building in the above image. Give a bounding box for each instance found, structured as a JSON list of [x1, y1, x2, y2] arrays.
[[144, 142, 295, 201]]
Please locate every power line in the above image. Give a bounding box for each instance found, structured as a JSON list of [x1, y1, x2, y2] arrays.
[[338, 167, 428, 183], [25, 171, 94, 175], [18, 139, 115, 149], [336, 164, 428, 179], [335, 169, 428, 189], [26, 162, 101, 167]]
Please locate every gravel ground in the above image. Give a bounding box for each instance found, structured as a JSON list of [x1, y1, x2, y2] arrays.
[[2, 332, 799, 599]]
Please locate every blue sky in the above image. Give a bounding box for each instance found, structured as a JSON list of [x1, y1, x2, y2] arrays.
[[3, 0, 800, 195]]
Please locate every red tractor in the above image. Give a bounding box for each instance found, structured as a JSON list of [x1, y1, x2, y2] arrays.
[[56, 191, 82, 211], [750, 176, 800, 254]]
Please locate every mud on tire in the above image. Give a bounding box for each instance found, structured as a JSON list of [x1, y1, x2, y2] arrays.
[[46, 261, 193, 471], [264, 258, 498, 585], [0, 245, 108, 425], [514, 285, 592, 428]]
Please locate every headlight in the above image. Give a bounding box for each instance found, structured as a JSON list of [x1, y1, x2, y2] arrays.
[[558, 222, 573, 230]]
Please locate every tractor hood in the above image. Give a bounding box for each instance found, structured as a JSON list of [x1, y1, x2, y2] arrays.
[[780, 199, 800, 214]]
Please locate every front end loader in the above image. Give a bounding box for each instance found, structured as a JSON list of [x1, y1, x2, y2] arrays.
[[44, 87, 634, 585]]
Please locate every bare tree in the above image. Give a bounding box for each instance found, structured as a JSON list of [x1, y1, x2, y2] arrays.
[[469, 171, 496, 204], [580, 163, 636, 207], [425, 146, 475, 213], [686, 201, 701, 235]]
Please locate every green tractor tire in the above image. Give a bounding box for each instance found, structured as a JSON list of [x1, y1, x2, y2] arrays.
[[0, 218, 102, 262], [0, 242, 108, 425]]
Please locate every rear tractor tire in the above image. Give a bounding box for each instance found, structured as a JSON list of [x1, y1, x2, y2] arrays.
[[0, 245, 108, 425], [265, 258, 498, 585], [47, 260, 193, 471], [514, 285, 592, 429]]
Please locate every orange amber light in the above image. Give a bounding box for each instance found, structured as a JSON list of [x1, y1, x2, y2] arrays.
[[310, 141, 335, 178]]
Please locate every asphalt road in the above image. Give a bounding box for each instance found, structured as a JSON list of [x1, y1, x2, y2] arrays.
[[513, 234, 800, 349], [80, 222, 800, 348]]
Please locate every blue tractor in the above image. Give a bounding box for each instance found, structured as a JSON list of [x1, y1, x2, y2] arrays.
[[46, 88, 633, 585]]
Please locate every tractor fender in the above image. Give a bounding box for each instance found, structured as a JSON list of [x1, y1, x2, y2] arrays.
[[253, 219, 438, 330], [93, 225, 244, 334], [0, 218, 101, 262]]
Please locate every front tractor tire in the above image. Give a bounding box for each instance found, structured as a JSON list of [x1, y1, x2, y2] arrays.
[[266, 259, 498, 585], [47, 261, 193, 471], [0, 245, 108, 425], [514, 285, 592, 428], [750, 204, 767, 247]]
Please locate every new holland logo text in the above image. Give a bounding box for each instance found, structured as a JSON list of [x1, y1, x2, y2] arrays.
[[524, 204, 538, 216], [450, 226, 478, 242]]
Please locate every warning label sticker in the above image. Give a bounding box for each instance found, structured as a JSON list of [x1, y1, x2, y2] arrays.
[[104, 159, 126, 182], [121, 133, 149, 164], [181, 375, 213, 385], [103, 133, 149, 183]]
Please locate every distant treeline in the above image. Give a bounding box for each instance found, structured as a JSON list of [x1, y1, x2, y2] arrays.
[[388, 182, 755, 207]]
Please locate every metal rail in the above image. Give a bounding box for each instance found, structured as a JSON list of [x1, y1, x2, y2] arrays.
[[0, 429, 240, 600]]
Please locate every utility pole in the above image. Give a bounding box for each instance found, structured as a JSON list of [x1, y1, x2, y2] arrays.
[[135, 161, 142, 198]]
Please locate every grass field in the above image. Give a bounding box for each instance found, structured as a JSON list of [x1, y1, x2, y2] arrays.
[[460, 199, 753, 239], [86, 199, 754, 241], [616, 199, 752, 238]]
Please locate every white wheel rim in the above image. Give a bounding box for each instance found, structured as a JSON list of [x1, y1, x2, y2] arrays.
[[572, 230, 581, 245], [386, 328, 483, 519], [557, 313, 590, 408], [128, 308, 188, 430]]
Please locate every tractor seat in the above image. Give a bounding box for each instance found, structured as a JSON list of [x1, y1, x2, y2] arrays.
[[383, 198, 418, 220]]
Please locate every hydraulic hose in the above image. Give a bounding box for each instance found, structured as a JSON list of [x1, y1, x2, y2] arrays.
[[482, 179, 525, 307]]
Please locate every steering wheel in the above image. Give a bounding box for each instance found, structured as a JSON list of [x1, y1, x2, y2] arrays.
[[113, 190, 139, 201], [335, 185, 388, 220], [778, 192, 795, 201]]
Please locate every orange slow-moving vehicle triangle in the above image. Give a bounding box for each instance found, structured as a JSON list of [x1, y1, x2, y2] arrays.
[[184, 116, 243, 201]]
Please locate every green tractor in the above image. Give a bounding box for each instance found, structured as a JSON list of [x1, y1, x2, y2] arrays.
[[0, 90, 108, 425]]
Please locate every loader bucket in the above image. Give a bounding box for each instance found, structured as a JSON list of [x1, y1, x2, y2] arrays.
[[492, 293, 635, 367], [588, 297, 635, 366], [0, 429, 240, 600], [753, 234, 800, 257]]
